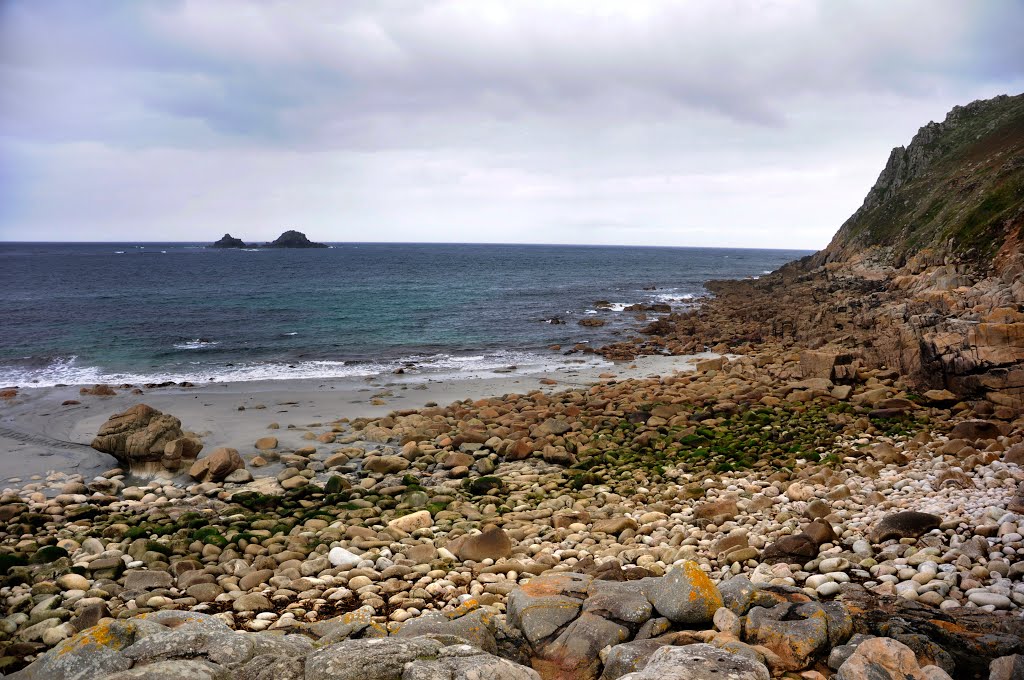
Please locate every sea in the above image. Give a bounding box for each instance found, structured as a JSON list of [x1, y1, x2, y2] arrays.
[[0, 243, 811, 387]]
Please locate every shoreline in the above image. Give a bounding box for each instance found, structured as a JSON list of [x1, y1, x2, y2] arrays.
[[0, 353, 713, 483]]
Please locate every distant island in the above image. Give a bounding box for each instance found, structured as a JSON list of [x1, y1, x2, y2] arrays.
[[211, 233, 246, 248], [264, 230, 328, 248], [208, 230, 327, 249]]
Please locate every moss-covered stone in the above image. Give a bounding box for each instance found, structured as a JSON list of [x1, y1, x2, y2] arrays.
[[29, 545, 69, 564]]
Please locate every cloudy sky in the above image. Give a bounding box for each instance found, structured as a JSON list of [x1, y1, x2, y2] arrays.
[[1, 1, 1022, 248]]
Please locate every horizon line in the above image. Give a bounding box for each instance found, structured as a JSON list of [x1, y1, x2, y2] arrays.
[[0, 240, 820, 252]]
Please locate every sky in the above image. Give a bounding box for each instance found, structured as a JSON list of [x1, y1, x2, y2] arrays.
[[1, 1, 1023, 248]]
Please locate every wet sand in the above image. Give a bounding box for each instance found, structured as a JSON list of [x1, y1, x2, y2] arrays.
[[0, 353, 712, 483]]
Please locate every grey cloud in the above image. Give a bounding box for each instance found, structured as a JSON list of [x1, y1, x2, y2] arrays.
[[1, 1, 1023, 246], [6, 0, 1024, 149]]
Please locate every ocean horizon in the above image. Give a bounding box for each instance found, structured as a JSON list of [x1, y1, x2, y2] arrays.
[[0, 241, 811, 387]]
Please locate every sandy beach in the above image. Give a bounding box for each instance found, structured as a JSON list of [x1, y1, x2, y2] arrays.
[[0, 353, 712, 484]]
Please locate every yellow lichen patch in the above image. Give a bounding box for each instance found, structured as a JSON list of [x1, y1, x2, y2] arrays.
[[520, 573, 584, 598], [931, 619, 971, 636], [340, 606, 374, 626], [55, 622, 135, 657], [682, 561, 723, 613], [447, 599, 480, 619]]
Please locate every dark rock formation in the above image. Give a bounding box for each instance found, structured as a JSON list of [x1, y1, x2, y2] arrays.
[[265, 230, 328, 248], [841, 584, 1024, 678], [868, 511, 942, 543], [210, 233, 246, 248]]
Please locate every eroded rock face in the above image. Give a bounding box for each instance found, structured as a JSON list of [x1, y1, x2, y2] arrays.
[[595, 94, 1024, 411], [91, 404, 200, 473], [841, 584, 1024, 677]]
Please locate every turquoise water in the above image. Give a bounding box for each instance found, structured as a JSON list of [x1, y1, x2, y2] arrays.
[[0, 242, 811, 386]]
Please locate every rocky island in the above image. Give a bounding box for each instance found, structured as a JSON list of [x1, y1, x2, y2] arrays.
[[209, 231, 328, 249], [210, 233, 247, 248], [2, 94, 1024, 680], [264, 230, 328, 249]]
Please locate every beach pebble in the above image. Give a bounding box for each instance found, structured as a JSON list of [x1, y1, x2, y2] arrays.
[[329, 547, 362, 569], [968, 592, 1012, 609]]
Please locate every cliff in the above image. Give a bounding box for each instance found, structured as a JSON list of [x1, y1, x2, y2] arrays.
[[819, 93, 1024, 270], [601, 93, 1024, 412]]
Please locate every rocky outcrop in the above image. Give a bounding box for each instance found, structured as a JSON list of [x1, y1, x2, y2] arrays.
[[599, 93, 1024, 411], [841, 584, 1024, 678], [210, 233, 246, 248], [506, 564, 758, 678], [821, 93, 1024, 267], [265, 230, 328, 248], [90, 405, 201, 474]]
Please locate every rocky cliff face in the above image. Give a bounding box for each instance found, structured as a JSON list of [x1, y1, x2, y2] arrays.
[[820, 93, 1024, 269], [601, 93, 1024, 412], [810, 93, 1024, 409]]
